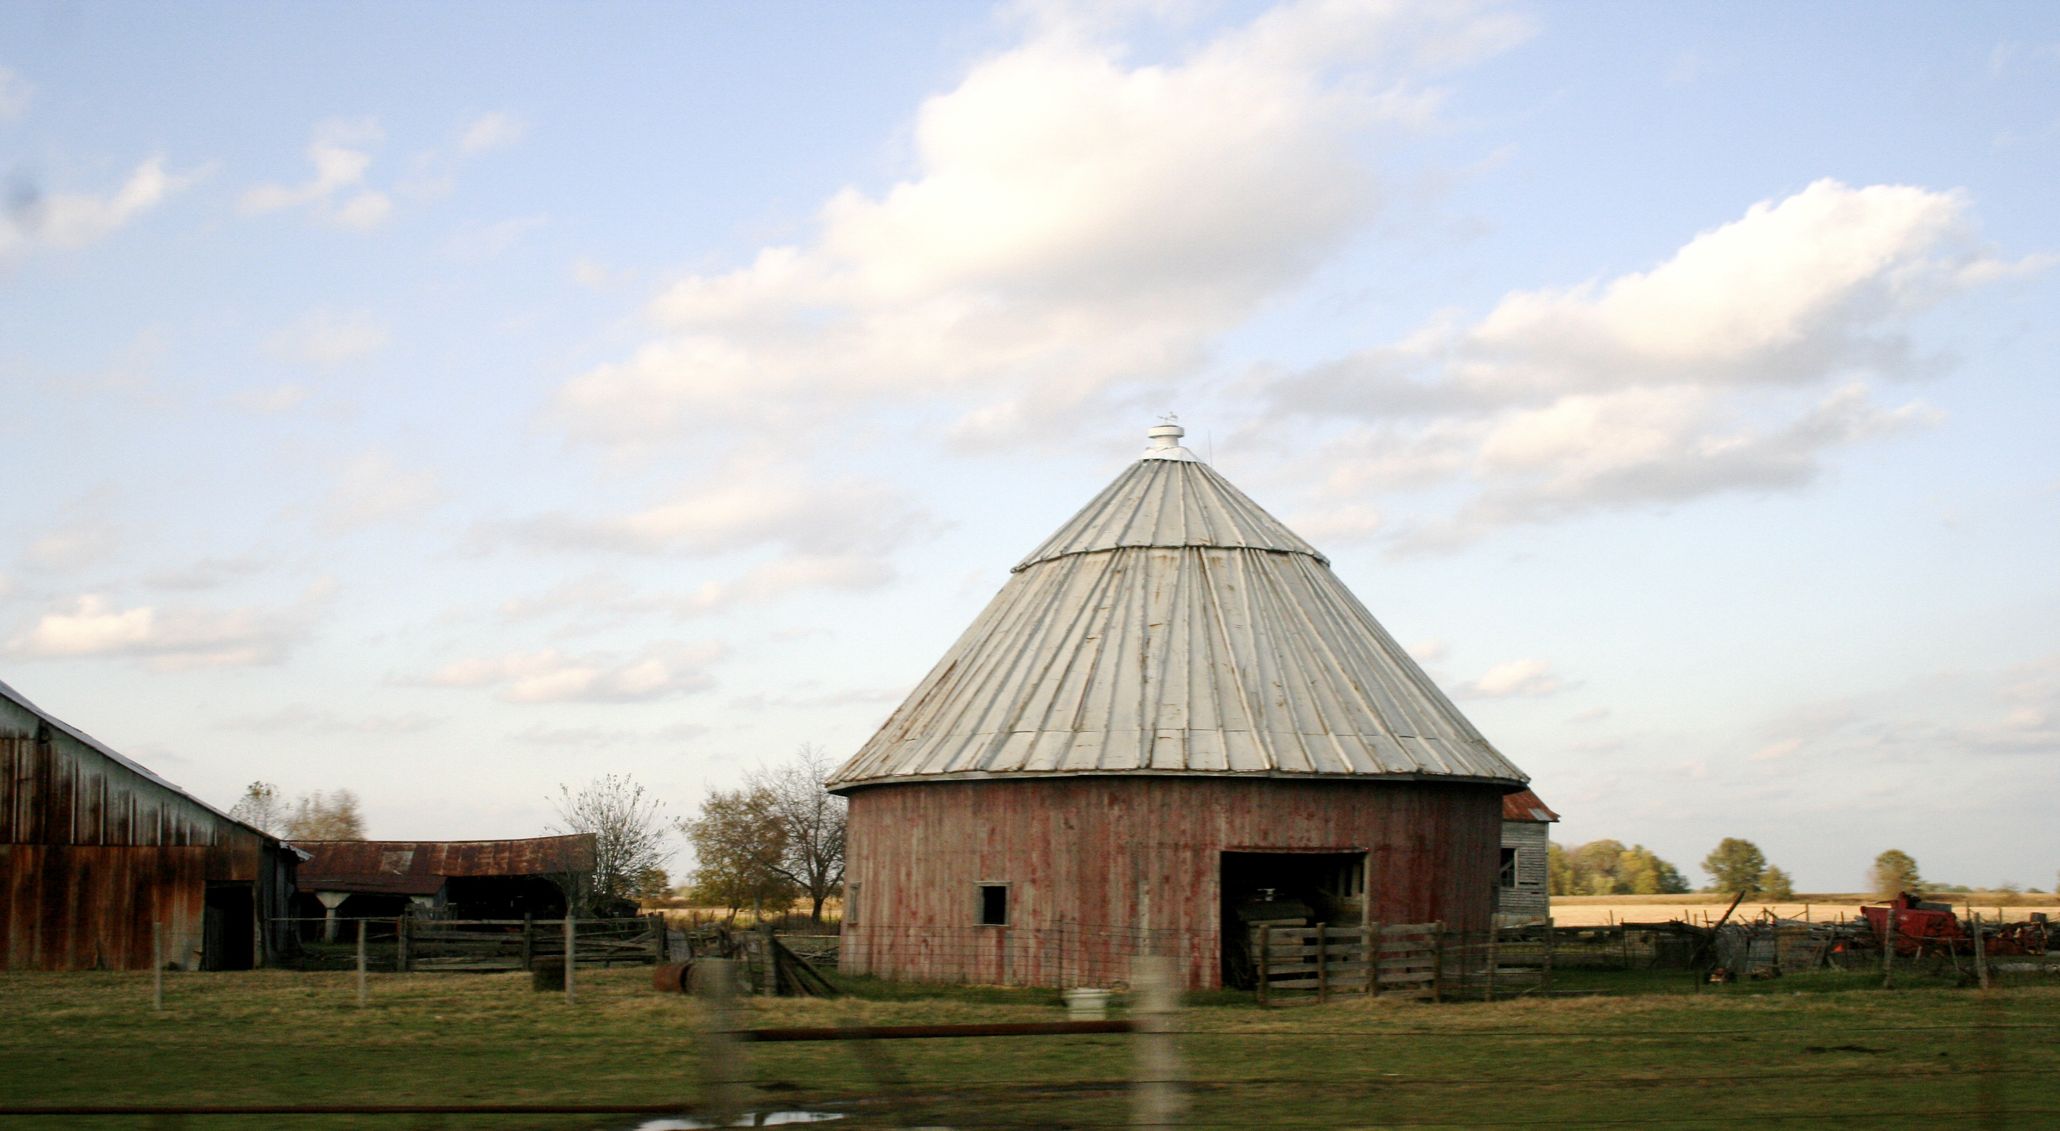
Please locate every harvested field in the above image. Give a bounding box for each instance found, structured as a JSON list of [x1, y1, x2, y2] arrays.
[[1548, 893, 2060, 927]]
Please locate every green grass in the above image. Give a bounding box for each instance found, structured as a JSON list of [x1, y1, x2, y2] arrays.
[[1, 966, 2057, 1129]]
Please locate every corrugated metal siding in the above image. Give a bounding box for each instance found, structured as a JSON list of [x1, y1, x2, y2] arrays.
[[840, 776, 1503, 990], [833, 545, 1523, 786], [1, 686, 292, 971]]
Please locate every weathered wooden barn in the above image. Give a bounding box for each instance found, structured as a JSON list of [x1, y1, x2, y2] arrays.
[[292, 834, 593, 936], [1, 677, 297, 971], [829, 424, 1531, 990], [1496, 788, 1559, 924]]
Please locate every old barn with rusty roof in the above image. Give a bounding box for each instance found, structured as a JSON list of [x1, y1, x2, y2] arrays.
[[1, 677, 298, 971], [829, 423, 1530, 990], [292, 834, 594, 936]]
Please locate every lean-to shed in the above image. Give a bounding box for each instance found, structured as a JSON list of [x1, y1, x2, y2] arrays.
[[1, 677, 297, 971], [1496, 788, 1559, 924], [828, 424, 1530, 990]]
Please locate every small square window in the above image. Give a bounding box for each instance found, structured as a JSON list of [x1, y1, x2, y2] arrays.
[[977, 883, 1009, 926], [1499, 848, 1519, 889]]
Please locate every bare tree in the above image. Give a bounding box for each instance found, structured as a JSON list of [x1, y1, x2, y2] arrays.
[[550, 773, 672, 915], [228, 780, 287, 835], [747, 745, 848, 923], [284, 788, 365, 840]]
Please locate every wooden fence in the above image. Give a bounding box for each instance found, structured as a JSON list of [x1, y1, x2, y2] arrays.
[[403, 915, 666, 972], [1254, 921, 1551, 1005], [284, 916, 667, 972]]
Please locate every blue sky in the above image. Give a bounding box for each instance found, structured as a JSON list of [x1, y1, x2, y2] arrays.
[[4, 1, 2056, 892]]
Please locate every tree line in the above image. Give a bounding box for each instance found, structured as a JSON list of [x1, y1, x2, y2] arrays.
[[225, 744, 852, 923], [1549, 837, 1937, 899]]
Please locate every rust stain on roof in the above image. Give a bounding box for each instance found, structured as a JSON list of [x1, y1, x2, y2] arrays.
[[1501, 788, 1559, 823], [294, 834, 594, 893]]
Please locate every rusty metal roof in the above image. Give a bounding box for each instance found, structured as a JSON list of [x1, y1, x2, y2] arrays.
[[829, 424, 1528, 791], [1502, 788, 1559, 822], [294, 834, 595, 893], [0, 675, 282, 844]]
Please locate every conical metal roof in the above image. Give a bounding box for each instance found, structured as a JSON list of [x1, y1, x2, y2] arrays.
[[827, 424, 1526, 791]]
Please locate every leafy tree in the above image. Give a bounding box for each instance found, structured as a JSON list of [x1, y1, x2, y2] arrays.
[[550, 774, 672, 914], [228, 781, 287, 835], [682, 786, 799, 921], [1547, 842, 1575, 896], [1702, 838, 1769, 894], [1560, 839, 1689, 895], [284, 789, 365, 840], [1758, 866, 1796, 900], [1871, 849, 1922, 897]]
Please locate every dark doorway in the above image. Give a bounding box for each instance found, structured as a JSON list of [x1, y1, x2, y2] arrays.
[[1219, 851, 1366, 989], [203, 882, 256, 970]]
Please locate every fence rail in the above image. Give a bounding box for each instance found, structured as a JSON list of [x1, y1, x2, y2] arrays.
[[273, 915, 666, 972]]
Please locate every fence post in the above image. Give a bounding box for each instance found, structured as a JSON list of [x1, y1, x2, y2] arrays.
[[1432, 922, 1445, 1003], [1256, 924, 1270, 1007], [1973, 914, 1990, 991], [152, 922, 164, 1012], [1367, 922, 1380, 998], [522, 915, 534, 971], [758, 923, 778, 996], [1486, 920, 1500, 1002], [1881, 907, 1896, 989], [651, 914, 666, 963], [1543, 918, 1555, 992], [1316, 923, 1328, 1004], [564, 915, 577, 1005], [1130, 954, 1183, 1129], [356, 920, 368, 1007], [396, 915, 410, 973], [694, 958, 744, 1127]]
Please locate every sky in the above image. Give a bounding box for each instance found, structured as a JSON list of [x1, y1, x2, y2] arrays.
[[3, 0, 2057, 894]]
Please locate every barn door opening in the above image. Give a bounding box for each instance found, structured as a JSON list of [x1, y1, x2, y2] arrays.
[[203, 882, 256, 970], [1219, 850, 1366, 989]]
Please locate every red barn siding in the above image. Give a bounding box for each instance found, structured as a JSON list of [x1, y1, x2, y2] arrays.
[[841, 776, 1503, 989], [1, 704, 293, 971]]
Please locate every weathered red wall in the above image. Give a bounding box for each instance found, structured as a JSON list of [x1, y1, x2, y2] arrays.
[[840, 776, 1503, 989]]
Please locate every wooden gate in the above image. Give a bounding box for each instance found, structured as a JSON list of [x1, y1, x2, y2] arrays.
[[1253, 921, 1446, 1005]]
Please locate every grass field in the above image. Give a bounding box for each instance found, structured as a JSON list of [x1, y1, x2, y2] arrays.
[[2, 965, 2057, 1129]]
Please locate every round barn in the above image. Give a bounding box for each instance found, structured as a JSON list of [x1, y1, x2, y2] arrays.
[[827, 424, 1529, 990]]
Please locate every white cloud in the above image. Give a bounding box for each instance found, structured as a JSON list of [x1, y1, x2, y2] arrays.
[[1749, 737, 1804, 762], [220, 703, 444, 735], [1460, 658, 1566, 698], [263, 309, 389, 367], [1, 157, 207, 258], [227, 383, 312, 414], [0, 66, 31, 120], [240, 118, 394, 230], [19, 488, 123, 573], [459, 111, 526, 154], [424, 643, 726, 704], [443, 214, 547, 259], [326, 450, 443, 531], [8, 585, 330, 669], [1271, 179, 2039, 548], [552, 0, 1531, 449], [509, 461, 932, 559]]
